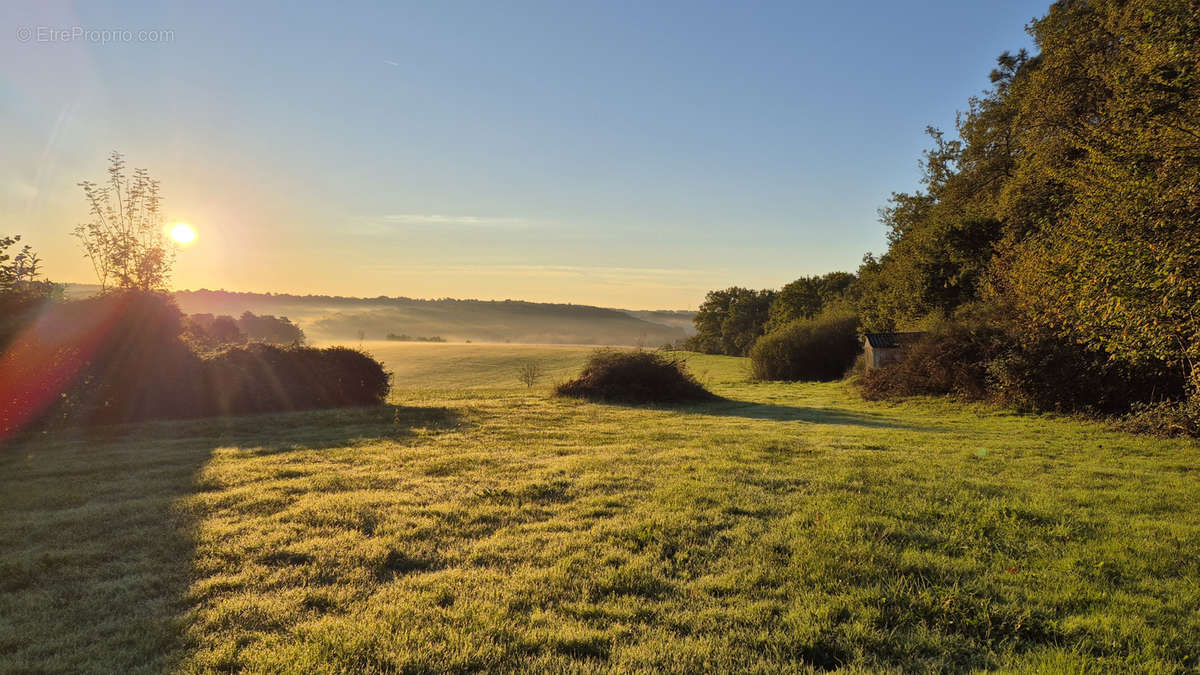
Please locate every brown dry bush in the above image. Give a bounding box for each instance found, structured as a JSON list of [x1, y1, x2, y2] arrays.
[[555, 349, 715, 404]]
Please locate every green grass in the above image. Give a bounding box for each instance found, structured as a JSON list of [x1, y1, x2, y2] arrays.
[[2, 346, 1199, 673]]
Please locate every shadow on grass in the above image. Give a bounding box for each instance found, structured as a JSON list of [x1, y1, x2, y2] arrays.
[[564, 395, 935, 431], [691, 399, 935, 430], [58, 403, 461, 453], [0, 403, 454, 672], [556, 393, 931, 429], [175, 404, 459, 455]]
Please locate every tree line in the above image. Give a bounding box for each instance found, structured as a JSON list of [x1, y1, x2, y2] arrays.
[[690, 0, 1199, 434], [184, 311, 306, 348]]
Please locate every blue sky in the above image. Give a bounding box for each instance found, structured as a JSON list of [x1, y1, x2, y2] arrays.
[[2, 1, 1045, 308]]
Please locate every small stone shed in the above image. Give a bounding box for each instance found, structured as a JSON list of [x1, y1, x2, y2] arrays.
[[862, 332, 925, 370]]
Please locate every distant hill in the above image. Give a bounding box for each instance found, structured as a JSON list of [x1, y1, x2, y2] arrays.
[[58, 284, 694, 345], [619, 309, 696, 334], [160, 288, 692, 346]]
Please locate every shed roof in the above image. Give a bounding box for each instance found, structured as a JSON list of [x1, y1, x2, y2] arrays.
[[864, 332, 925, 349]]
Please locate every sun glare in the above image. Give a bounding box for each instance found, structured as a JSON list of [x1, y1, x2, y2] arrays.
[[170, 223, 196, 245]]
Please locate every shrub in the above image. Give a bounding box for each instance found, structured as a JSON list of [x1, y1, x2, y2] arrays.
[[857, 321, 1001, 401], [203, 344, 390, 415], [0, 289, 53, 350], [749, 313, 861, 381], [43, 291, 207, 427], [555, 349, 715, 404], [517, 360, 543, 388], [986, 332, 1186, 414], [856, 320, 1188, 414], [1118, 399, 1200, 438]]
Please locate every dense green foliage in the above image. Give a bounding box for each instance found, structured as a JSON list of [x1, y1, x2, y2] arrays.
[[857, 319, 1187, 414], [555, 349, 715, 403], [999, 1, 1200, 380], [853, 0, 1200, 406], [686, 287, 775, 356], [4, 346, 1199, 672], [764, 272, 855, 333], [749, 313, 861, 382], [688, 275, 857, 357]]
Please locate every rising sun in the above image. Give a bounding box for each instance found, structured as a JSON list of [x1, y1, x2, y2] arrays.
[[170, 223, 196, 245]]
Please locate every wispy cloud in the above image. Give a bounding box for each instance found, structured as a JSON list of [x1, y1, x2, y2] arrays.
[[345, 213, 535, 236], [383, 59, 400, 67], [381, 214, 530, 228], [4, 177, 39, 201]]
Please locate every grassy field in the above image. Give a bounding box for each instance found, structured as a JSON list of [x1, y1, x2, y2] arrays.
[[348, 342, 637, 391], [2, 345, 1199, 673]]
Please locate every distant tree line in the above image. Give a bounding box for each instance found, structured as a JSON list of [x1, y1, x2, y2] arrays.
[[171, 288, 687, 346], [184, 311, 306, 348], [385, 333, 446, 342], [176, 288, 669, 317], [690, 1, 1200, 435]]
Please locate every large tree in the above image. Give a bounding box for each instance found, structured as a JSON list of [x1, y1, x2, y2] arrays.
[[853, 78, 1020, 331], [688, 287, 776, 356]]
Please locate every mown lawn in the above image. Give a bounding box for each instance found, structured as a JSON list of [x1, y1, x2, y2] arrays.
[[2, 347, 1198, 673]]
